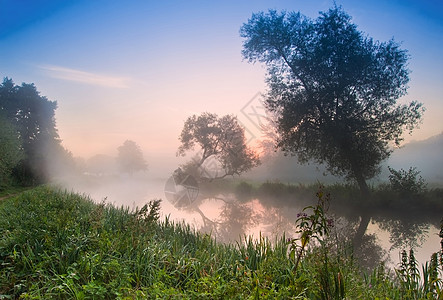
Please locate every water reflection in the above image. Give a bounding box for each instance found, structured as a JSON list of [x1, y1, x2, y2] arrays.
[[60, 173, 440, 269], [165, 193, 302, 243], [162, 191, 440, 268]]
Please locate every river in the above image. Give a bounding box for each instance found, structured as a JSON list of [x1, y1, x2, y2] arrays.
[[58, 173, 441, 271]]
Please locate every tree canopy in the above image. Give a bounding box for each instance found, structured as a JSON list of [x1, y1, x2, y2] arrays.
[[0, 77, 69, 184], [116, 140, 148, 174], [241, 6, 425, 249], [177, 112, 260, 180], [240, 6, 424, 193]]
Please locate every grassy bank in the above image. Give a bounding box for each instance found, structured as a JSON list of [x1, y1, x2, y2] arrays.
[[0, 186, 34, 201], [0, 186, 441, 299]]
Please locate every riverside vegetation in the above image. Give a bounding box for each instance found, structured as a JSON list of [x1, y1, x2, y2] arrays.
[[0, 186, 442, 299]]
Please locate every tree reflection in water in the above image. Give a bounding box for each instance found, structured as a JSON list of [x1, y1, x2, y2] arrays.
[[169, 188, 440, 269]]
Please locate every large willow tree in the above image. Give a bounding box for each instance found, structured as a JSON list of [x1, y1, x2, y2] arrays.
[[241, 6, 424, 248]]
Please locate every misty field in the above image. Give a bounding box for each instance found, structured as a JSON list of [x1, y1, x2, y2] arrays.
[[1, 186, 442, 299]]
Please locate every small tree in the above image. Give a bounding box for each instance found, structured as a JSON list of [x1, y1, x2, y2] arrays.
[[388, 167, 427, 197], [177, 112, 260, 180], [116, 140, 148, 175], [241, 6, 424, 248]]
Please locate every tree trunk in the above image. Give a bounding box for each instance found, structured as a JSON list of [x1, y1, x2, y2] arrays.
[[352, 173, 371, 250], [353, 213, 371, 250]]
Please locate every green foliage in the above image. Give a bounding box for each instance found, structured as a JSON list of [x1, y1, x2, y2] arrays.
[[241, 5, 426, 252], [0, 77, 73, 186], [234, 181, 254, 200], [0, 186, 442, 298], [0, 113, 23, 190], [440, 219, 443, 267], [388, 166, 428, 197], [234, 179, 442, 253], [241, 6, 424, 191], [395, 249, 443, 299], [133, 198, 161, 225], [289, 188, 333, 273]]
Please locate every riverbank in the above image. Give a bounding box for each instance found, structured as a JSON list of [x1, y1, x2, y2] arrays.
[[1, 186, 441, 298]]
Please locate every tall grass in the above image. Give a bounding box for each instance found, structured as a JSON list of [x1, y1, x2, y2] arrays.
[[0, 186, 442, 298]]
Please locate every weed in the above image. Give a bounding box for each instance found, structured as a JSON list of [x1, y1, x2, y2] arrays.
[[1, 185, 442, 298], [396, 248, 443, 299], [289, 187, 333, 274]]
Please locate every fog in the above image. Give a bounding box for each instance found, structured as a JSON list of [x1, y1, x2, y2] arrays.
[[48, 100, 442, 271], [48, 132, 443, 270], [3, 0, 442, 272]]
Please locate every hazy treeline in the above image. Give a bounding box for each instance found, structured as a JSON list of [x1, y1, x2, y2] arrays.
[[0, 78, 73, 189], [0, 77, 150, 191]]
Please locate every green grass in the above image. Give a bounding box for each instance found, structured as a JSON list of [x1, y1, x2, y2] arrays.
[[0, 186, 441, 299], [0, 185, 33, 200]]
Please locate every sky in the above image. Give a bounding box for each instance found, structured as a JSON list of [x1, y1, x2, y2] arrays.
[[1, 0, 443, 164]]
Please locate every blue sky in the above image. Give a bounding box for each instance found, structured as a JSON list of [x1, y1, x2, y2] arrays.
[[1, 0, 442, 159]]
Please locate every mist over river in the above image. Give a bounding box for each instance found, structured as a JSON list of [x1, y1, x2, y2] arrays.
[[57, 172, 441, 270]]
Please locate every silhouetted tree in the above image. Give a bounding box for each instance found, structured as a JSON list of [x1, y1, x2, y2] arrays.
[[241, 6, 424, 248], [388, 167, 427, 197], [177, 112, 260, 180], [0, 77, 67, 184], [116, 140, 147, 175]]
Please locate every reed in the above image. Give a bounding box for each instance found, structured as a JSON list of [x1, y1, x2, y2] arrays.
[[1, 186, 441, 298]]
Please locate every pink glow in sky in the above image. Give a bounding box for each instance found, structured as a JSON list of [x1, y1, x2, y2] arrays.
[[1, 0, 442, 159]]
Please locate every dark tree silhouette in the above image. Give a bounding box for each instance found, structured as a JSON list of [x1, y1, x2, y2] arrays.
[[388, 167, 427, 197], [177, 112, 260, 180], [241, 6, 424, 248], [116, 140, 148, 175], [0, 77, 69, 184]]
